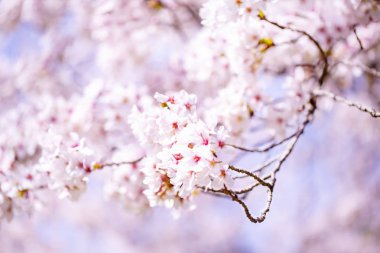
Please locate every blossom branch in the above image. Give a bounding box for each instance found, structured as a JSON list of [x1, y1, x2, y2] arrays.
[[228, 165, 273, 189], [98, 157, 145, 169], [222, 174, 275, 223], [233, 98, 317, 196], [260, 15, 329, 86], [313, 89, 380, 118], [233, 158, 277, 179], [226, 132, 297, 153], [338, 60, 380, 78], [353, 26, 364, 50]]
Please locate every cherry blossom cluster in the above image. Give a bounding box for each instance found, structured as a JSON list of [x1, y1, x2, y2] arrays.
[[0, 81, 150, 219], [130, 91, 233, 209]]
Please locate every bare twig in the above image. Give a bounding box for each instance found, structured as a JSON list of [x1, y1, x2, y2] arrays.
[[233, 157, 277, 179], [274, 101, 316, 175], [100, 157, 145, 168], [234, 177, 270, 195], [200, 190, 231, 199], [226, 132, 297, 153], [339, 60, 380, 78], [295, 63, 317, 69], [234, 99, 316, 195], [353, 26, 364, 50], [351, 38, 380, 59], [176, 2, 201, 24], [260, 16, 329, 86], [313, 89, 380, 118], [223, 175, 275, 223], [229, 165, 273, 189], [276, 35, 302, 46]]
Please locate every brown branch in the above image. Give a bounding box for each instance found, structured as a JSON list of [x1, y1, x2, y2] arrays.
[[234, 177, 271, 195], [276, 35, 302, 46], [229, 165, 273, 189], [313, 89, 380, 118], [226, 132, 297, 153], [223, 177, 274, 223], [233, 158, 277, 179], [295, 63, 317, 69], [338, 60, 380, 78], [176, 2, 201, 24], [197, 186, 224, 194], [273, 100, 316, 175], [99, 157, 145, 169], [260, 16, 329, 86], [351, 38, 380, 59], [353, 26, 364, 50], [200, 189, 231, 199], [234, 99, 316, 195]]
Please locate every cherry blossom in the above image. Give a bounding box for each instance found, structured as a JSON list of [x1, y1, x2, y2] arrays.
[[130, 91, 233, 209]]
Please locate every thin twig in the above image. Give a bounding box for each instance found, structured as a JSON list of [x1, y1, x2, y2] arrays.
[[313, 89, 380, 118], [233, 157, 277, 179], [235, 100, 316, 195], [339, 60, 380, 78], [229, 165, 273, 189], [276, 35, 302, 46], [226, 132, 297, 153], [100, 157, 145, 168], [353, 26, 364, 51], [201, 190, 231, 199], [261, 16, 329, 86], [273, 102, 316, 175], [223, 176, 274, 223]]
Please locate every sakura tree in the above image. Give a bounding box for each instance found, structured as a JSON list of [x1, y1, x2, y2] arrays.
[[0, 0, 379, 226]]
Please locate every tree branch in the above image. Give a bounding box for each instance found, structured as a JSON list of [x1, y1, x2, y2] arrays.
[[260, 16, 329, 86], [313, 89, 380, 118], [233, 158, 277, 179], [223, 176, 274, 223], [229, 165, 273, 189], [353, 26, 364, 50], [99, 157, 145, 169], [226, 132, 297, 153], [339, 60, 380, 78]]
